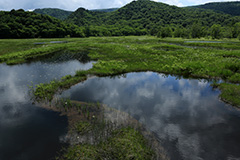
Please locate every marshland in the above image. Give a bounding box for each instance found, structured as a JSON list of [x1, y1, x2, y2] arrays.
[[0, 36, 240, 160]]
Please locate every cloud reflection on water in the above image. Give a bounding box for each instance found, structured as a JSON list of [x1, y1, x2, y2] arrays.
[[61, 72, 240, 160], [0, 57, 93, 160]]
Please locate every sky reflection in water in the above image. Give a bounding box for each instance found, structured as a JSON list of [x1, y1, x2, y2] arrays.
[[61, 72, 240, 160], [0, 56, 94, 160]]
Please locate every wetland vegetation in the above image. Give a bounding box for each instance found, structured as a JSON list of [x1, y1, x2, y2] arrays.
[[6, 36, 238, 107], [1, 0, 240, 159], [1, 36, 240, 159]]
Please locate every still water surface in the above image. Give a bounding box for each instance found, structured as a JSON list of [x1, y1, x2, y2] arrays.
[[61, 72, 240, 160], [0, 52, 94, 160]]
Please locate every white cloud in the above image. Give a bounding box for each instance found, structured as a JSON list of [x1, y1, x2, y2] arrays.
[[0, 0, 239, 11]]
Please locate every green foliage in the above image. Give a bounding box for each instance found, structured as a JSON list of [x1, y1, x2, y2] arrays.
[[91, 8, 118, 12], [190, 23, 205, 38], [192, 1, 240, 16], [0, 9, 85, 38], [65, 0, 240, 37], [211, 24, 222, 39], [34, 8, 72, 20], [218, 83, 240, 107], [60, 127, 155, 160], [157, 27, 172, 38], [1, 36, 239, 106], [0, 43, 67, 64], [34, 74, 87, 101], [2, 1, 240, 38]]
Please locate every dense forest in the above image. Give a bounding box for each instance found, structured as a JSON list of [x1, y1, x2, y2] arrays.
[[65, 0, 240, 38], [91, 8, 118, 12], [191, 2, 240, 16], [1, 0, 240, 39], [0, 9, 85, 38], [34, 8, 72, 20]]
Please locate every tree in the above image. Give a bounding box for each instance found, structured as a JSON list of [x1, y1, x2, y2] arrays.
[[190, 23, 202, 38], [0, 23, 10, 38], [157, 26, 172, 38], [211, 24, 222, 39], [233, 22, 240, 38]]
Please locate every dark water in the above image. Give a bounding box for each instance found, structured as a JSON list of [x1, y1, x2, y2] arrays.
[[61, 72, 240, 160], [0, 53, 94, 160]]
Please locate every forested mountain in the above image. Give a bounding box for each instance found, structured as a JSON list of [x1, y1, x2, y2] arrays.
[[65, 0, 240, 37], [1, 0, 240, 39], [0, 9, 85, 38], [34, 8, 72, 20], [91, 8, 118, 12], [67, 0, 240, 27], [191, 1, 240, 16]]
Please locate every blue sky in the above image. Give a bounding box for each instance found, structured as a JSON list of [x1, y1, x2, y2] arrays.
[[0, 0, 239, 11]]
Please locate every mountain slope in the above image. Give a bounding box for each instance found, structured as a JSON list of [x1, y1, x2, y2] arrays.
[[66, 8, 110, 26], [191, 1, 240, 16], [34, 8, 72, 20], [67, 0, 240, 28], [0, 9, 85, 38], [91, 8, 118, 12]]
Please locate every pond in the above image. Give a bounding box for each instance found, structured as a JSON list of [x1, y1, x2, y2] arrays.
[[0, 52, 94, 160], [61, 72, 240, 160]]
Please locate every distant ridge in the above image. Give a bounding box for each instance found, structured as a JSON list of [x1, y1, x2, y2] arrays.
[[191, 1, 240, 16], [1, 0, 240, 38], [91, 8, 118, 12], [66, 0, 240, 28], [34, 8, 72, 20]]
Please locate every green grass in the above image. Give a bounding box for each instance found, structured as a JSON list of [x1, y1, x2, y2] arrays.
[[58, 127, 155, 160], [2, 36, 239, 158], [31, 73, 87, 101], [51, 99, 157, 160], [1, 36, 240, 106], [218, 83, 240, 107]]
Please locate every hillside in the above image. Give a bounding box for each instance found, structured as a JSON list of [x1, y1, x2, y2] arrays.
[[1, 0, 240, 38], [91, 8, 118, 12], [191, 1, 240, 16], [34, 8, 72, 20], [65, 0, 240, 37], [67, 0, 240, 27], [0, 9, 85, 38]]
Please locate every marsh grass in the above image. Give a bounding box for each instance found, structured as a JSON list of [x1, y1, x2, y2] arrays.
[[50, 99, 158, 160], [2, 36, 240, 106], [218, 83, 240, 107], [58, 127, 156, 160], [32, 73, 87, 101]]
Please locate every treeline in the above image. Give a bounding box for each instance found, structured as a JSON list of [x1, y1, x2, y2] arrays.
[[82, 23, 240, 39], [0, 9, 85, 38], [157, 23, 240, 39]]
